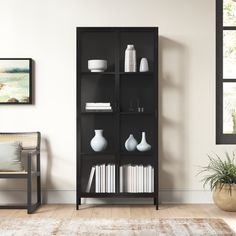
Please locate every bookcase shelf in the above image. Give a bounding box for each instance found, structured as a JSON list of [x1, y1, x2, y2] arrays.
[[80, 193, 155, 198], [76, 27, 158, 210], [119, 72, 153, 76], [81, 112, 115, 115]]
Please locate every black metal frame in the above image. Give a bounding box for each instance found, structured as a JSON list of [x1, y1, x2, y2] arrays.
[[0, 58, 33, 105], [76, 27, 159, 209], [0, 132, 41, 214], [216, 0, 236, 144]]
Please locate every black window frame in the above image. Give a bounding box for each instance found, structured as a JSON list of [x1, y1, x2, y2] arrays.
[[216, 0, 236, 144]]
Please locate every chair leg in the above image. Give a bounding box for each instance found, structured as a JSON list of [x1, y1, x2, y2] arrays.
[[27, 155, 32, 214], [37, 176, 41, 204], [37, 153, 41, 204]]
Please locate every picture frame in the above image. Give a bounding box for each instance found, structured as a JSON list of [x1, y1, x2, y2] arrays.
[[0, 58, 32, 104]]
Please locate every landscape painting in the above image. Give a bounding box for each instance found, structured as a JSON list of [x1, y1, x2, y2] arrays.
[[0, 59, 32, 104]]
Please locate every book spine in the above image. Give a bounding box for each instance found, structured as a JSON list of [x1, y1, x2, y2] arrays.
[[113, 164, 116, 193], [151, 166, 154, 193], [128, 165, 131, 193], [141, 165, 144, 193], [86, 166, 95, 193], [111, 164, 114, 193], [133, 165, 136, 193], [120, 166, 123, 193], [102, 164, 106, 193], [86, 103, 111, 106], [136, 165, 139, 193], [96, 165, 101, 193], [131, 165, 133, 193], [85, 107, 112, 110], [148, 165, 152, 193], [144, 166, 147, 193], [106, 164, 108, 193]]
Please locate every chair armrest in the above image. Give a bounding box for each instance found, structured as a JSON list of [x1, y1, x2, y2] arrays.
[[27, 150, 40, 173]]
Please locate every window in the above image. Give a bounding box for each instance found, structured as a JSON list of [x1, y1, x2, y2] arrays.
[[216, 0, 236, 143]]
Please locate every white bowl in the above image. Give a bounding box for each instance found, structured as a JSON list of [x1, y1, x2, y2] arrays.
[[88, 60, 107, 72]]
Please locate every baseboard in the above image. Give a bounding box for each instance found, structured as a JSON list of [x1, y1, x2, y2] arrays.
[[0, 189, 213, 204]]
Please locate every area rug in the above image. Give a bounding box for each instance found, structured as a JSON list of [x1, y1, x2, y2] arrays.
[[0, 218, 234, 236]]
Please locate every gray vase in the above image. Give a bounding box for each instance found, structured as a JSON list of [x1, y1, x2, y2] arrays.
[[136, 132, 151, 152], [90, 130, 108, 152], [125, 134, 138, 152]]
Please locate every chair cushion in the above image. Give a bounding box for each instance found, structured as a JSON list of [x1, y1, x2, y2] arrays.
[[0, 141, 24, 172]]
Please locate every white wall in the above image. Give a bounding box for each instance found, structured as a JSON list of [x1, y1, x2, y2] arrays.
[[0, 0, 230, 204]]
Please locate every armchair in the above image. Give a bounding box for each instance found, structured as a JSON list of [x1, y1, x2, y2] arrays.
[[0, 132, 41, 214]]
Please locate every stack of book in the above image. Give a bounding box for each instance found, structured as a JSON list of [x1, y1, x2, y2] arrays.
[[86, 164, 116, 193], [85, 103, 112, 112], [119, 165, 154, 193]]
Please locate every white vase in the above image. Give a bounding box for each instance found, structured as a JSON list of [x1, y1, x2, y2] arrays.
[[124, 45, 136, 72], [139, 58, 149, 72], [137, 132, 151, 152], [125, 134, 138, 152], [90, 130, 108, 152]]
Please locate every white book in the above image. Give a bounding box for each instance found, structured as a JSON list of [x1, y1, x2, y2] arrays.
[[113, 164, 116, 193], [138, 165, 142, 192], [102, 164, 106, 193], [86, 166, 96, 193], [141, 165, 144, 193], [128, 165, 131, 193], [151, 167, 154, 192], [148, 165, 152, 193], [133, 166, 136, 193], [136, 165, 139, 193], [107, 164, 110, 193], [111, 164, 114, 193], [106, 164, 109, 193], [96, 165, 100, 193], [146, 166, 149, 193], [85, 106, 112, 110], [120, 166, 123, 193], [131, 166, 133, 192], [86, 103, 111, 107], [144, 166, 147, 193]]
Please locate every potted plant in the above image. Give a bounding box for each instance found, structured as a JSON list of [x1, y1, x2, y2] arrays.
[[198, 151, 236, 211]]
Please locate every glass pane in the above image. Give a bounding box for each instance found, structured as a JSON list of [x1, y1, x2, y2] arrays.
[[223, 83, 236, 134], [224, 0, 236, 26], [223, 30, 236, 78]]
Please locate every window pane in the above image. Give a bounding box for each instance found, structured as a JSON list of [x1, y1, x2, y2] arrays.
[[224, 0, 236, 26], [223, 83, 236, 134], [223, 30, 236, 78]]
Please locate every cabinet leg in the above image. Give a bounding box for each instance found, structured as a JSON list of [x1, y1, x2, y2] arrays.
[[153, 198, 156, 205], [76, 198, 81, 210]]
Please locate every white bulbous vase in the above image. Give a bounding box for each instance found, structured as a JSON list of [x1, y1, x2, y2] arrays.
[[136, 132, 151, 152], [125, 134, 138, 152], [90, 129, 108, 152], [139, 58, 149, 72]]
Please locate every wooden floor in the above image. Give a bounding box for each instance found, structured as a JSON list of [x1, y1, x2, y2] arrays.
[[1, 204, 236, 232]]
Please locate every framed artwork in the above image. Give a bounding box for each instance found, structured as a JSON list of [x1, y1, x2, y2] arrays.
[[0, 58, 32, 104]]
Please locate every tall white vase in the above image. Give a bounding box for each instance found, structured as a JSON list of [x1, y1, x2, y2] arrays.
[[137, 132, 151, 152], [90, 130, 108, 152], [124, 45, 136, 72], [125, 134, 138, 152]]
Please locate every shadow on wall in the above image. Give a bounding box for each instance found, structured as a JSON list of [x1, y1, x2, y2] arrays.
[[159, 36, 190, 203], [41, 137, 53, 203]]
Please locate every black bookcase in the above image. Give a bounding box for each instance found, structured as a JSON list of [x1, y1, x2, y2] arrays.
[[76, 27, 159, 209]]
